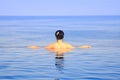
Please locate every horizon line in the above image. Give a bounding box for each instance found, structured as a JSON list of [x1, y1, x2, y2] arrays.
[[0, 15, 120, 16]]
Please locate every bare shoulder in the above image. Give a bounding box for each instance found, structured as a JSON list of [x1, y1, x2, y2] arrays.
[[45, 43, 57, 49], [46, 42, 74, 49], [64, 42, 74, 49]]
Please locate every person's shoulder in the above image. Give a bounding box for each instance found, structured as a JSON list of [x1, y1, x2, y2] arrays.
[[45, 43, 57, 49], [64, 42, 74, 49]]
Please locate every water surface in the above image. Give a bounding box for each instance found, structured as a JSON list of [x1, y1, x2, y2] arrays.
[[0, 16, 120, 80]]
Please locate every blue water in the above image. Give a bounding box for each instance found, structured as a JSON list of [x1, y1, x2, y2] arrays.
[[0, 16, 120, 80]]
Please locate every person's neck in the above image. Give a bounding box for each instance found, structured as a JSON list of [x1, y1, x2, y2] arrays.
[[57, 39, 62, 44]]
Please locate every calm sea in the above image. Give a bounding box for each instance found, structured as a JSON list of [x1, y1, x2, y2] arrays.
[[0, 16, 120, 80]]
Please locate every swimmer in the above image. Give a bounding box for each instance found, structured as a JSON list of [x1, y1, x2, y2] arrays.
[[28, 30, 91, 50], [45, 30, 74, 53]]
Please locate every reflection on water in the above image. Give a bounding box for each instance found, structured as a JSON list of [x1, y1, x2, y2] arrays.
[[46, 47, 72, 73], [55, 53, 64, 72]]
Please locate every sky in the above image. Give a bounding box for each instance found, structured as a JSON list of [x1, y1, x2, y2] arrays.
[[0, 0, 120, 16]]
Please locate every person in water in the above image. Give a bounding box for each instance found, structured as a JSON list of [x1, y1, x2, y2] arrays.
[[45, 30, 74, 53], [28, 30, 91, 50], [46, 30, 74, 49]]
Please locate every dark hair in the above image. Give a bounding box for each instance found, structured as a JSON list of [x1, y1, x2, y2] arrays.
[[55, 30, 64, 40]]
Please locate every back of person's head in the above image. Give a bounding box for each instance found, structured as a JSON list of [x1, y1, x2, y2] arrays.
[[55, 30, 64, 40]]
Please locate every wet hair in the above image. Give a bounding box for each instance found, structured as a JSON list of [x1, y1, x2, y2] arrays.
[[55, 30, 64, 40]]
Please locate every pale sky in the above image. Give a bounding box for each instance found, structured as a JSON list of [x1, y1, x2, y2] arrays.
[[0, 0, 120, 16]]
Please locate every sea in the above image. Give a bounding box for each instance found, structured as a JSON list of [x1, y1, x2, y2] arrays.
[[0, 16, 120, 80]]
